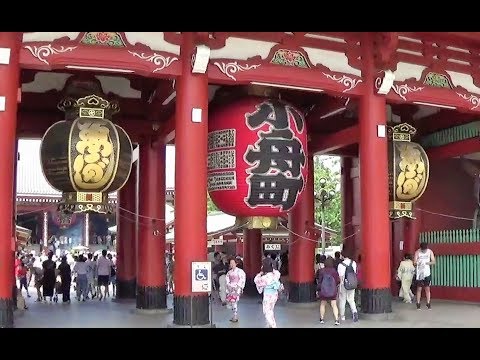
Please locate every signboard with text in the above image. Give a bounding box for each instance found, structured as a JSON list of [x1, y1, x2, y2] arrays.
[[264, 243, 281, 251]]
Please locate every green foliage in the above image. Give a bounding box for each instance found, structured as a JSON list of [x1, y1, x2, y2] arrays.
[[313, 156, 342, 245], [207, 192, 218, 214]]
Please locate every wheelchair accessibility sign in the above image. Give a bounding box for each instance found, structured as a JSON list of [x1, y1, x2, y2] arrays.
[[191, 262, 212, 293]]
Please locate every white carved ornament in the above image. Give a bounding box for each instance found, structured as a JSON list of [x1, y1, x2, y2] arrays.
[[457, 92, 480, 111], [391, 84, 424, 101], [322, 73, 362, 93], [213, 61, 261, 81], [24, 44, 77, 65], [128, 51, 178, 73]]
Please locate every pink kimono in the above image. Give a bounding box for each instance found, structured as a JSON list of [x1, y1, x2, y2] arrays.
[[225, 267, 246, 321], [254, 269, 281, 328]]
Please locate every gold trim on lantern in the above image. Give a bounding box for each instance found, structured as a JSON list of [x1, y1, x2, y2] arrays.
[[79, 107, 104, 119], [236, 216, 278, 230], [58, 94, 120, 119]]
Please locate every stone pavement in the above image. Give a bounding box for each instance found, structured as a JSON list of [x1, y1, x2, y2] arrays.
[[14, 291, 480, 328]]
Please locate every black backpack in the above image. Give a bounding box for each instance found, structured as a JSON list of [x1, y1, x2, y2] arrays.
[[341, 260, 358, 290]]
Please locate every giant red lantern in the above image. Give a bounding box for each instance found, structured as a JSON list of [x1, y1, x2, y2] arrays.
[[207, 97, 308, 220]]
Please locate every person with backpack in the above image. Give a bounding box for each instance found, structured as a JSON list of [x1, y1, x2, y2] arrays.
[[316, 256, 340, 325], [337, 251, 359, 322]]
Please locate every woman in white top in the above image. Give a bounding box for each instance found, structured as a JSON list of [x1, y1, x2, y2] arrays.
[[414, 242, 436, 309], [73, 255, 89, 301]]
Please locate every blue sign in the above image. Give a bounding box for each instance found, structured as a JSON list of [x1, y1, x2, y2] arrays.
[[192, 261, 212, 292], [195, 268, 208, 281]]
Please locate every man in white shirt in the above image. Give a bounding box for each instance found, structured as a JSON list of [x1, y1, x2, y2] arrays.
[[414, 242, 436, 309], [73, 255, 89, 301], [337, 252, 359, 322], [96, 250, 112, 301]]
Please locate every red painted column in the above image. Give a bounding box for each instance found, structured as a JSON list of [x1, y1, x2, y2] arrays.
[[288, 155, 316, 302], [404, 216, 421, 256], [136, 137, 167, 310], [341, 157, 356, 257], [11, 139, 19, 308], [116, 164, 137, 299], [173, 32, 209, 326], [235, 238, 243, 257], [243, 228, 262, 295], [359, 33, 392, 314], [0, 32, 21, 328]]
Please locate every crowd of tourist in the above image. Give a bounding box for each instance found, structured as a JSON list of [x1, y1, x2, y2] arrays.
[[13, 241, 435, 327], [15, 249, 117, 307]]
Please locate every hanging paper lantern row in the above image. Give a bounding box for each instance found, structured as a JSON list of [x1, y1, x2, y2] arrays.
[[207, 97, 308, 217]]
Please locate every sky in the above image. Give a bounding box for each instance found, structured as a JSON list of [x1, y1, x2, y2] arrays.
[[18, 140, 338, 191]]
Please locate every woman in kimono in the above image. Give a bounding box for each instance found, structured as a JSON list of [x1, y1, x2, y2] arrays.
[[225, 257, 246, 323], [397, 253, 415, 303], [254, 258, 282, 328]]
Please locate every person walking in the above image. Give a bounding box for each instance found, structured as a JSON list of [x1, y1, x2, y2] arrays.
[[337, 251, 359, 322], [414, 242, 436, 309], [254, 258, 282, 328], [42, 252, 56, 303], [316, 256, 340, 325], [396, 253, 415, 303], [58, 256, 72, 303], [73, 255, 88, 301], [225, 257, 246, 323]]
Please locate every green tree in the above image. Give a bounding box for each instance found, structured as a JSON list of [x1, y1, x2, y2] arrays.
[[207, 192, 218, 213], [313, 155, 342, 245]]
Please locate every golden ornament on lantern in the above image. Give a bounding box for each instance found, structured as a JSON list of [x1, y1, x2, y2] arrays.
[[40, 77, 133, 214], [388, 123, 429, 219]]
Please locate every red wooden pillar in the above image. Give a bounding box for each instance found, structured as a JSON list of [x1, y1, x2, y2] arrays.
[[243, 228, 262, 295], [0, 32, 21, 328], [404, 215, 421, 256], [173, 32, 209, 326], [116, 164, 137, 299], [235, 238, 243, 257], [359, 33, 392, 315], [288, 155, 316, 302], [136, 137, 167, 310], [341, 157, 356, 257], [11, 139, 18, 310]]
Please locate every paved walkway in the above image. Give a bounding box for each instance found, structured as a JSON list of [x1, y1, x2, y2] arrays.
[[14, 292, 480, 328]]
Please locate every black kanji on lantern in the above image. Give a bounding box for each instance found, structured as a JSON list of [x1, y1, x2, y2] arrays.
[[246, 99, 304, 132], [246, 173, 304, 208], [244, 100, 306, 211], [245, 129, 305, 178]]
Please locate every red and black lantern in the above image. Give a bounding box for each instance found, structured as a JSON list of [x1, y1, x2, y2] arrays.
[[207, 97, 308, 226]]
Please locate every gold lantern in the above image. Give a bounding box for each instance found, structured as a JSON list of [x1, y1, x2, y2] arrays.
[[40, 77, 133, 214], [388, 123, 429, 219]]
